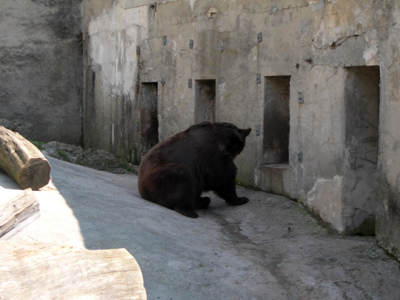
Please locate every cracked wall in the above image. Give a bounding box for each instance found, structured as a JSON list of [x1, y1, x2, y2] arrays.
[[83, 0, 400, 257], [83, 1, 149, 162], [375, 0, 400, 258], [0, 0, 83, 144]]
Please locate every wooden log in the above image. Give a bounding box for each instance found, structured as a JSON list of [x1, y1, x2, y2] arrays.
[[0, 189, 40, 239], [0, 126, 50, 190], [0, 241, 147, 299]]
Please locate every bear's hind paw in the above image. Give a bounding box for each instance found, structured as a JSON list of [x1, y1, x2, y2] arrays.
[[195, 197, 211, 209], [174, 206, 199, 218]]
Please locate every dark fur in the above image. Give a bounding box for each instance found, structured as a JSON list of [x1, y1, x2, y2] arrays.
[[138, 122, 251, 218]]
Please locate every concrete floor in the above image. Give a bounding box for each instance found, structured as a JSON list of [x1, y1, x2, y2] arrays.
[[2, 156, 400, 300]]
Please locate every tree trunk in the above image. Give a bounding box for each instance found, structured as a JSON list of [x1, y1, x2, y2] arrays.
[[0, 126, 51, 190]]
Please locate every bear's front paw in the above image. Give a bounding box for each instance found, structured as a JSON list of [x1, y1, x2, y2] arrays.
[[227, 197, 249, 206]]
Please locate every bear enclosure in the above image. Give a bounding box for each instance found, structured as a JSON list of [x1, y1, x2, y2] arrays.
[[1, 0, 400, 260]]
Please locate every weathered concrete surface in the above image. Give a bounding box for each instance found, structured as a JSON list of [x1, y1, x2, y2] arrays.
[[375, 1, 400, 261], [0, 0, 82, 144], [83, 1, 148, 161], [2, 156, 400, 300]]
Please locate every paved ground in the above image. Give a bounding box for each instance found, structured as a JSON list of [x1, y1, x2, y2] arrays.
[[2, 156, 400, 300]]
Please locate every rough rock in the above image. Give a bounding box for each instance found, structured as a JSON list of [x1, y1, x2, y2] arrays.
[[41, 141, 135, 174]]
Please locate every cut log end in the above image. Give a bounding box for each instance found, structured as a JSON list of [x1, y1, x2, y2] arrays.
[[19, 158, 51, 190], [0, 126, 51, 190]]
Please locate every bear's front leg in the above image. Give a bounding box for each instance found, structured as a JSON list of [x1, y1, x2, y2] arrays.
[[213, 177, 249, 206], [211, 159, 250, 206]]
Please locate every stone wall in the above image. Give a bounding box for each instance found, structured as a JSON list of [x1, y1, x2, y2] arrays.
[[83, 0, 400, 258], [0, 0, 83, 144]]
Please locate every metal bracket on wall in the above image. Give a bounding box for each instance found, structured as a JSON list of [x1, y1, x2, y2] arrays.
[[298, 92, 304, 104], [136, 46, 140, 55], [161, 77, 166, 86], [220, 42, 224, 52], [189, 39, 194, 49], [160, 133, 164, 140], [298, 152, 303, 163], [257, 32, 262, 43], [255, 125, 261, 136], [135, 124, 139, 132], [219, 77, 225, 84], [256, 73, 261, 84], [188, 79, 192, 88], [163, 36, 167, 46]]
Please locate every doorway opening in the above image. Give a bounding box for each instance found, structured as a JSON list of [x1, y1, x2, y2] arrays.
[[140, 82, 159, 154], [195, 80, 216, 124], [344, 66, 380, 235], [263, 76, 291, 164]]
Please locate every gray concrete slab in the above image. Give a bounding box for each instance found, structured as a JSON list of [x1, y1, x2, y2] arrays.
[[2, 156, 400, 300]]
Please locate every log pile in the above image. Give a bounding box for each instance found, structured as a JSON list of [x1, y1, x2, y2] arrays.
[[0, 241, 147, 299], [0, 189, 40, 239], [0, 126, 50, 190]]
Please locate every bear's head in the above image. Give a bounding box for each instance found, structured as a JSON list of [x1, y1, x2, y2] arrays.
[[216, 123, 251, 159]]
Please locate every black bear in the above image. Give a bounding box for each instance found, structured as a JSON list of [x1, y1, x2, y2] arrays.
[[138, 122, 251, 218]]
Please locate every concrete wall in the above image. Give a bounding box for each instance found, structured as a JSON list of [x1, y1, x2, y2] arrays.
[[0, 0, 83, 144], [83, 0, 400, 258], [376, 0, 400, 259], [83, 0, 151, 162]]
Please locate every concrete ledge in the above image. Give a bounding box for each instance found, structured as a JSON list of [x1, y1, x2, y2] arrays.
[[260, 164, 297, 199], [120, 0, 178, 9]]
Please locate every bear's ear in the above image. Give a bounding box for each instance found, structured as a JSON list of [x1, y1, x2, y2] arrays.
[[241, 128, 251, 137]]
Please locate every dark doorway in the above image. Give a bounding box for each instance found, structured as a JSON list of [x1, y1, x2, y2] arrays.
[[344, 66, 380, 235], [195, 80, 216, 124], [263, 76, 291, 164], [140, 82, 159, 154]]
